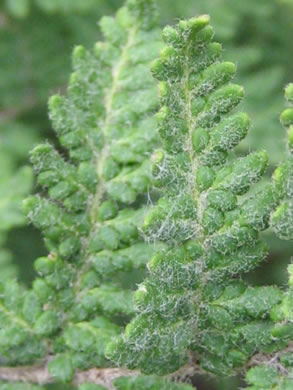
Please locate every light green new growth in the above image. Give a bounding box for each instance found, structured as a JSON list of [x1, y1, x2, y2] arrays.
[[1, 1, 293, 390]]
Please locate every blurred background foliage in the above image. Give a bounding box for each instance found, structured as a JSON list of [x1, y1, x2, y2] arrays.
[[0, 0, 293, 389]]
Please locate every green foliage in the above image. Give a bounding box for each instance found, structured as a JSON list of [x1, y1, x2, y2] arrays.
[[159, 0, 293, 166], [0, 0, 122, 291], [240, 87, 293, 388], [0, 0, 164, 387], [106, 15, 289, 379], [245, 365, 291, 389], [1, 1, 293, 390], [245, 364, 293, 389]]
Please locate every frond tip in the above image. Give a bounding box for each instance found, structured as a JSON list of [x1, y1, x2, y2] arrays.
[[127, 0, 159, 29]]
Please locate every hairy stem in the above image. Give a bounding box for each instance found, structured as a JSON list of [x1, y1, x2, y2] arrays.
[[72, 25, 138, 296]]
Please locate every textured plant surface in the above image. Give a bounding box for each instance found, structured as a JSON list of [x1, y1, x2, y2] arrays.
[[107, 15, 291, 379], [0, 0, 168, 387], [1, 0, 292, 309], [242, 84, 293, 389], [0, 0, 123, 289], [0, 1, 293, 390]]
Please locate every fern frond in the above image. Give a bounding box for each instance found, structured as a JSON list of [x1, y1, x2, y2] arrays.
[[107, 16, 284, 377], [0, 0, 162, 384], [1, 3, 293, 389]]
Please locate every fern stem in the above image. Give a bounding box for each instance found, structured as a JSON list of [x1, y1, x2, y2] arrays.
[[91, 25, 138, 223]]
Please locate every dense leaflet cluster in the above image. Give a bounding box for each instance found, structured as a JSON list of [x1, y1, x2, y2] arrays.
[[243, 85, 293, 389], [107, 16, 289, 377], [0, 0, 164, 384], [1, 1, 293, 389]]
